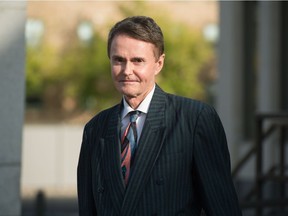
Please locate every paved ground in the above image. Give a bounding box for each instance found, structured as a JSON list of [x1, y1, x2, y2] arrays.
[[22, 196, 78, 216], [22, 196, 288, 216]]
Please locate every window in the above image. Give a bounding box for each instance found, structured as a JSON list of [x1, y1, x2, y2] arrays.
[[77, 21, 93, 43], [25, 19, 44, 47], [203, 23, 219, 43]]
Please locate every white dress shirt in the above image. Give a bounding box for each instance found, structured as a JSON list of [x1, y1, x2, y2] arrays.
[[120, 85, 155, 141]]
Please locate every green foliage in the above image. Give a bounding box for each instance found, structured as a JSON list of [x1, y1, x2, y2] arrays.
[[59, 34, 120, 111], [25, 2, 214, 115], [26, 32, 120, 113], [26, 45, 58, 97], [159, 22, 213, 99]]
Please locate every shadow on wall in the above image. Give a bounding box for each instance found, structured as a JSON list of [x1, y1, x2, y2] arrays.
[[22, 190, 78, 216], [21, 124, 83, 201]]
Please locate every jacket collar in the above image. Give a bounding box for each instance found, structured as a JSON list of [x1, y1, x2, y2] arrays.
[[121, 84, 167, 215], [101, 85, 167, 215]]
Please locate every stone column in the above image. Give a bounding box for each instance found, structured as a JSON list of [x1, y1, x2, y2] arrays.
[[217, 1, 244, 167], [256, 1, 281, 183], [0, 1, 26, 215], [257, 1, 281, 112]]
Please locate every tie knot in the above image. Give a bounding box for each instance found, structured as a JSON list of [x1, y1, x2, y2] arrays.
[[129, 110, 140, 123]]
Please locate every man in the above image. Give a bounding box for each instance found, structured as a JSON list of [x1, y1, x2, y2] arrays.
[[77, 16, 242, 216]]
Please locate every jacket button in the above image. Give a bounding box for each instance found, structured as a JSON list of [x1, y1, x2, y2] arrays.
[[97, 186, 104, 193], [156, 178, 164, 185]]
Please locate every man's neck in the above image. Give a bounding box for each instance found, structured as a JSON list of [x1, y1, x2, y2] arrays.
[[124, 86, 155, 109], [124, 85, 155, 110]]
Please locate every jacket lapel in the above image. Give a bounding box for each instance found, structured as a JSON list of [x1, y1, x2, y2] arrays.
[[101, 104, 125, 213], [121, 85, 167, 215]]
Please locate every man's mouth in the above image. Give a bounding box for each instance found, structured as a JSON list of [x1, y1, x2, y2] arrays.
[[120, 80, 137, 83]]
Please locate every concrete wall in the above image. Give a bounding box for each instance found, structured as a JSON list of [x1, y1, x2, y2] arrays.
[[0, 1, 26, 215], [21, 124, 82, 197], [217, 1, 283, 180]]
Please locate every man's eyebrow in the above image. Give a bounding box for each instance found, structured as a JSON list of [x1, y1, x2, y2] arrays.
[[131, 57, 145, 61], [111, 55, 145, 61], [111, 55, 125, 60]]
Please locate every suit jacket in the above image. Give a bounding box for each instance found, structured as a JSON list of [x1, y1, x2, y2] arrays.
[[77, 85, 242, 216]]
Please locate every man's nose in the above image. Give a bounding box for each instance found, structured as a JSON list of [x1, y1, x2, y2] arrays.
[[122, 61, 133, 75]]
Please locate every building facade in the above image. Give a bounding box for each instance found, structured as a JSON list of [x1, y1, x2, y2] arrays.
[[1, 1, 287, 215], [218, 1, 288, 215], [0, 1, 26, 216]]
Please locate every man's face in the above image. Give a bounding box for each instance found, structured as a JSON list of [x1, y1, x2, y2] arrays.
[[109, 34, 164, 107]]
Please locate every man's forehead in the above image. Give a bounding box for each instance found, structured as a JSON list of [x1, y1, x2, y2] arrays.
[[110, 34, 159, 59], [111, 35, 151, 46]]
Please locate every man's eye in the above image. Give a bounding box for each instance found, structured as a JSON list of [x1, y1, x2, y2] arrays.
[[113, 57, 124, 63], [132, 58, 144, 63]]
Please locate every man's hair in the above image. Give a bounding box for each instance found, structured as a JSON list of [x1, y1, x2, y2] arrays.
[[107, 16, 164, 59]]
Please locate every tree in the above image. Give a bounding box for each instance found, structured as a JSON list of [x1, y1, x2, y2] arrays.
[[25, 2, 215, 120]]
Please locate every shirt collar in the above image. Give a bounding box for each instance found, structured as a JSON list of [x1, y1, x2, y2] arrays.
[[121, 85, 155, 120]]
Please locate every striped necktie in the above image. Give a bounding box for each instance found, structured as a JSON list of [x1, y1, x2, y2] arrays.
[[121, 110, 140, 185]]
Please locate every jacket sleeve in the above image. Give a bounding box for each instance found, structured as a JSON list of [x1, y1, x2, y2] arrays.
[[77, 126, 97, 216], [193, 105, 242, 216]]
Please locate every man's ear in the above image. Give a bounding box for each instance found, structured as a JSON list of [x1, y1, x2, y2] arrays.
[[155, 54, 165, 75]]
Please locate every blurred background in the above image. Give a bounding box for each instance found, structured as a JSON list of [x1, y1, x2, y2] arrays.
[[0, 1, 288, 216]]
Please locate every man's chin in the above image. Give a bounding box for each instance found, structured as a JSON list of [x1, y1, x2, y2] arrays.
[[118, 87, 137, 97], [123, 93, 137, 99]]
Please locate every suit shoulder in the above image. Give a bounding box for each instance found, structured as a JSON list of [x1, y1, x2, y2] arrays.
[[165, 93, 222, 125], [84, 104, 119, 130], [166, 93, 211, 113]]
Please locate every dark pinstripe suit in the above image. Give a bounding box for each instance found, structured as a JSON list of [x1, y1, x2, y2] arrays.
[[77, 85, 242, 216]]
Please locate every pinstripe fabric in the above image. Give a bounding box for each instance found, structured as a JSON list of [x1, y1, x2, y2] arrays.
[[77, 85, 242, 216], [121, 111, 140, 184]]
